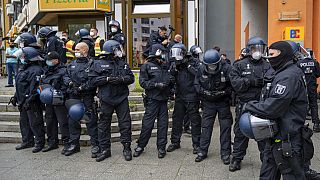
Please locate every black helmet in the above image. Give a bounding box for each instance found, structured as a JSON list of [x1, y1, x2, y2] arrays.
[[203, 49, 221, 74], [239, 112, 278, 141], [148, 44, 166, 60], [75, 28, 90, 38], [21, 47, 43, 64], [102, 40, 124, 58], [247, 37, 267, 61], [37, 27, 56, 38], [189, 45, 203, 56], [14, 32, 37, 48], [170, 43, 187, 65], [108, 20, 121, 28]]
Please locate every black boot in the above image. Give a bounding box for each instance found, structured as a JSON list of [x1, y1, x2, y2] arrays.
[[305, 168, 320, 180], [15, 142, 34, 150], [123, 143, 132, 161], [229, 158, 241, 172], [61, 143, 69, 155], [166, 143, 181, 152], [91, 146, 100, 158], [42, 144, 59, 152], [193, 146, 200, 155], [221, 155, 231, 165], [313, 124, 320, 133], [195, 152, 207, 162], [96, 149, 111, 162], [64, 144, 80, 156], [32, 144, 44, 153], [133, 146, 144, 157], [158, 149, 166, 159]]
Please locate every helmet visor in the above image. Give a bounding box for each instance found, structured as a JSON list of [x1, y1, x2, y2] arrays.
[[171, 48, 184, 60], [194, 47, 203, 54], [14, 36, 21, 44], [249, 44, 266, 55], [113, 45, 124, 58]]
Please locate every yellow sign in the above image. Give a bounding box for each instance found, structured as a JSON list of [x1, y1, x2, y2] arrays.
[[96, 0, 112, 12], [283, 26, 304, 41], [39, 0, 95, 11]]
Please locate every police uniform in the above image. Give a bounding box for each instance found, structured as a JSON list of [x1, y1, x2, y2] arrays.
[[143, 31, 167, 58], [194, 61, 233, 158], [44, 34, 67, 64], [64, 57, 99, 154], [245, 60, 307, 179], [137, 58, 172, 152], [229, 57, 271, 163], [297, 57, 320, 128], [108, 32, 125, 46], [41, 63, 69, 151], [169, 59, 201, 151], [15, 64, 45, 151], [89, 57, 134, 154]]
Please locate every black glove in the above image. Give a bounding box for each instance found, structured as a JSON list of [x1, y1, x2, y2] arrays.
[[249, 77, 264, 87], [202, 90, 212, 96], [9, 96, 17, 106], [108, 77, 124, 84], [212, 91, 226, 97], [155, 82, 167, 90]]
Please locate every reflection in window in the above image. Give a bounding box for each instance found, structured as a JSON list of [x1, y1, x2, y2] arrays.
[[132, 17, 170, 68]]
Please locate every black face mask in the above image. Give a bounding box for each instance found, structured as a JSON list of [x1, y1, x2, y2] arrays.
[[268, 41, 294, 70]]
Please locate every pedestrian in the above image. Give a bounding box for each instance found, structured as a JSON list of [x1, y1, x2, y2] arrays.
[[229, 37, 271, 171], [244, 40, 308, 179], [89, 40, 134, 162], [5, 40, 18, 87], [194, 49, 233, 164], [63, 42, 99, 157], [134, 44, 173, 158], [166, 43, 201, 154], [40, 51, 70, 154]]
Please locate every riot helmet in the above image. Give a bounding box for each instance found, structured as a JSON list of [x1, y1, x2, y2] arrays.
[[203, 49, 221, 74], [247, 37, 267, 61]]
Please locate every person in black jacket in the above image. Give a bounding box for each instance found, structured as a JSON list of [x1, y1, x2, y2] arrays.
[[166, 43, 201, 154], [134, 44, 173, 159], [63, 42, 99, 157], [143, 26, 169, 58], [37, 27, 67, 63], [40, 51, 69, 154], [194, 49, 233, 164], [89, 40, 134, 162], [297, 52, 320, 132], [107, 20, 125, 46], [229, 37, 271, 172], [74, 28, 95, 58], [10, 47, 45, 153], [244, 41, 308, 180]]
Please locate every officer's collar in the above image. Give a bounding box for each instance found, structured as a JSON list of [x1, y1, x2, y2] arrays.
[[274, 60, 295, 74], [76, 57, 89, 63]]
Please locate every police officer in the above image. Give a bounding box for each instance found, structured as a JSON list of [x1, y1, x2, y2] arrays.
[[89, 40, 134, 162], [194, 49, 233, 164], [61, 31, 75, 63], [37, 27, 67, 63], [143, 26, 169, 58], [10, 47, 45, 152], [229, 37, 271, 171], [296, 48, 320, 132], [286, 41, 320, 180], [40, 51, 70, 154], [74, 28, 95, 58], [107, 20, 125, 46], [63, 42, 99, 157], [134, 44, 173, 158], [90, 27, 105, 57], [189, 45, 203, 63], [244, 41, 307, 180], [166, 43, 201, 154]]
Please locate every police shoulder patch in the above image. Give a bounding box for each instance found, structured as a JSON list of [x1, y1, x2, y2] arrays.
[[274, 84, 286, 95]]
